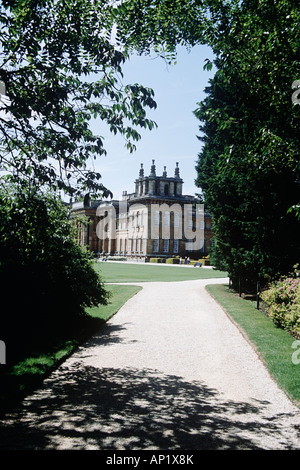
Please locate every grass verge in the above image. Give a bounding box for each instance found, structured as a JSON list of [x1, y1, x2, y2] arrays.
[[206, 283, 300, 407], [86, 284, 142, 320], [0, 284, 141, 414]]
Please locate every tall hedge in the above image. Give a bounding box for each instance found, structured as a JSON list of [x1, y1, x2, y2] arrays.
[[0, 183, 109, 361]]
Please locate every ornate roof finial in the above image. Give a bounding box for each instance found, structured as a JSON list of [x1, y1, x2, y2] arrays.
[[175, 162, 180, 178], [163, 166, 167, 177], [139, 163, 144, 177], [150, 159, 156, 176]]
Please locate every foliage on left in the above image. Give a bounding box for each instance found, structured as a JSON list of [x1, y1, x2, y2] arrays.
[[0, 0, 157, 198], [0, 181, 109, 363]]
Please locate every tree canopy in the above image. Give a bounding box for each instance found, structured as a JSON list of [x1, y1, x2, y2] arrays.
[[192, 0, 300, 284], [0, 0, 157, 197]]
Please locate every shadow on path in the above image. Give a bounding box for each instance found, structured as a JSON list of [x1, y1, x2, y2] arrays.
[[1, 307, 299, 450], [0, 360, 297, 450]]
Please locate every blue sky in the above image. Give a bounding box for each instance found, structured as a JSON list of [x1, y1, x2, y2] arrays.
[[91, 44, 216, 200]]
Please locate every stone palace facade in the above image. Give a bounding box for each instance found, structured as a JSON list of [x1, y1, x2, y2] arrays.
[[70, 161, 214, 260]]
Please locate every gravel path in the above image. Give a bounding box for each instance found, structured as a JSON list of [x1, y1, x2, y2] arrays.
[[1, 277, 300, 450]]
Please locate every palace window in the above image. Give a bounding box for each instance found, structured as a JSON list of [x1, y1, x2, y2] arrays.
[[153, 239, 159, 252]]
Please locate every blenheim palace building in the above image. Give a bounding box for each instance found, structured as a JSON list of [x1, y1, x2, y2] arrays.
[[70, 161, 214, 260]]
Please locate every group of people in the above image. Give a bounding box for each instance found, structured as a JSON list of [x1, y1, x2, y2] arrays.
[[179, 256, 190, 265]]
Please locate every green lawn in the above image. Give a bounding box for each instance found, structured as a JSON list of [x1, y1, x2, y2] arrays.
[[86, 284, 142, 320], [94, 261, 228, 283], [206, 283, 300, 407]]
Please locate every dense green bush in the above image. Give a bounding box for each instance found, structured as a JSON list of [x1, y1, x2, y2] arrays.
[[261, 268, 300, 338], [0, 183, 109, 360], [166, 258, 180, 264]]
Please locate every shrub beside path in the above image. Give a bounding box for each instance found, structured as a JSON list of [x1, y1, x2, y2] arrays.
[[1, 278, 300, 450]]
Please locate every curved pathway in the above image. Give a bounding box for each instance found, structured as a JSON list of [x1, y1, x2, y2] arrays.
[[1, 278, 300, 450]]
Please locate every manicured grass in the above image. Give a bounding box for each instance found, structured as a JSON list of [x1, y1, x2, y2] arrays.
[[206, 283, 300, 407], [94, 261, 228, 283], [86, 284, 142, 320], [0, 284, 141, 413]]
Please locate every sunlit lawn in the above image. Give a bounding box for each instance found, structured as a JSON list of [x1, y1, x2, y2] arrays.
[[94, 261, 228, 283], [86, 284, 142, 320]]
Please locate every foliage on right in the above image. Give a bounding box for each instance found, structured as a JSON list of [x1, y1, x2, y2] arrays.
[[194, 0, 300, 290], [261, 266, 300, 338]]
